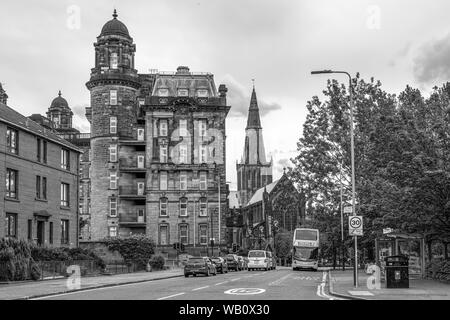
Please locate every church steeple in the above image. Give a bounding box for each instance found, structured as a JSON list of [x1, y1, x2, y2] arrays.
[[246, 86, 262, 129]]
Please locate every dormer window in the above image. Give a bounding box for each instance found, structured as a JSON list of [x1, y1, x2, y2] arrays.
[[177, 89, 189, 97], [158, 88, 169, 97], [196, 89, 208, 98]]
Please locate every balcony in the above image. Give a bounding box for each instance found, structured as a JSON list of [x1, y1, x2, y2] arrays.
[[119, 159, 146, 173], [119, 139, 146, 146], [118, 186, 146, 199], [119, 213, 146, 227]]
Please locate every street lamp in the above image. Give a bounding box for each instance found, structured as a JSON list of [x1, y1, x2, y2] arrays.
[[311, 69, 358, 288]]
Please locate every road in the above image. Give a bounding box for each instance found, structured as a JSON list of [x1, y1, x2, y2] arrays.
[[34, 267, 340, 300]]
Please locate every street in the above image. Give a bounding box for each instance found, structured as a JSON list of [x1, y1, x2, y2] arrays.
[[33, 267, 339, 300]]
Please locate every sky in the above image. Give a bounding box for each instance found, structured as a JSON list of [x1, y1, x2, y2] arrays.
[[1, 0, 450, 190]]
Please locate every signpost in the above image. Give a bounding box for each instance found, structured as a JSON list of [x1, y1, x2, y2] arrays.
[[349, 216, 363, 236], [344, 206, 353, 214]]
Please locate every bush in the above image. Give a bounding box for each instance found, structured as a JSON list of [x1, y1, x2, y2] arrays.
[[0, 238, 35, 281], [102, 235, 156, 269], [30, 245, 105, 269], [149, 255, 165, 271], [30, 262, 41, 280]]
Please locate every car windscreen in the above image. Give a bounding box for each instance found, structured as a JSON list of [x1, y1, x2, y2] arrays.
[[188, 258, 205, 263], [248, 251, 266, 258]]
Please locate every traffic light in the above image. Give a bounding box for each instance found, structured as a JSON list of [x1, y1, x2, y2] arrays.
[[232, 243, 237, 253]]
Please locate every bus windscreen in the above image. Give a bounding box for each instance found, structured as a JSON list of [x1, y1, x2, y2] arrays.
[[295, 229, 318, 241]]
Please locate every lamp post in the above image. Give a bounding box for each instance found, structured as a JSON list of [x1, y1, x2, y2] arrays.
[[311, 70, 358, 287]]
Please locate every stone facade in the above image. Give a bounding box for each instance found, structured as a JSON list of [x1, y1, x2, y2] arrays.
[[82, 11, 231, 255], [0, 101, 80, 247]]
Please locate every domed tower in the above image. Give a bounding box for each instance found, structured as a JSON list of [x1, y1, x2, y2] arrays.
[[46, 91, 77, 132], [86, 10, 141, 240]]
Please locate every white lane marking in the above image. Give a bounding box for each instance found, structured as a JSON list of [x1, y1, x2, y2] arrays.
[[192, 286, 209, 291], [316, 272, 339, 300], [215, 281, 228, 286], [30, 277, 182, 300], [157, 292, 185, 300], [230, 278, 241, 282], [269, 274, 291, 286]]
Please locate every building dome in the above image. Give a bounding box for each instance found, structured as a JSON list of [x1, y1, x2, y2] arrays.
[[50, 91, 70, 110], [100, 10, 130, 38]]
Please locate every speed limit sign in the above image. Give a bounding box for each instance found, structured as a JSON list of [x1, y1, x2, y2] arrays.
[[349, 216, 363, 236]]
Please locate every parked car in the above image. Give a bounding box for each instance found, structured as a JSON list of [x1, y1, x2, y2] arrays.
[[184, 257, 217, 277], [225, 254, 240, 271], [237, 256, 248, 270], [247, 250, 270, 271], [211, 257, 228, 274]]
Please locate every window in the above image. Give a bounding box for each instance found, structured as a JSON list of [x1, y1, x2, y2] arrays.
[[160, 145, 168, 163], [109, 144, 117, 162], [110, 117, 117, 134], [28, 220, 33, 241], [109, 226, 118, 238], [6, 127, 18, 154], [199, 198, 208, 217], [43, 141, 47, 164], [199, 120, 207, 137], [61, 183, 70, 207], [61, 220, 69, 245], [199, 172, 207, 190], [137, 128, 145, 141], [110, 172, 117, 189], [110, 90, 117, 105], [159, 120, 168, 136], [180, 198, 188, 217], [160, 198, 168, 216], [49, 222, 53, 244], [158, 88, 169, 97], [199, 224, 208, 245], [110, 52, 118, 69], [196, 89, 208, 98], [160, 172, 168, 190], [177, 89, 189, 97], [5, 214, 17, 238], [42, 177, 47, 200], [179, 144, 187, 164], [179, 225, 188, 244], [179, 119, 187, 136], [159, 225, 168, 245], [199, 145, 207, 163], [37, 138, 41, 162], [79, 203, 83, 215], [110, 198, 117, 217], [6, 169, 18, 199], [61, 149, 70, 170], [36, 176, 41, 199], [180, 172, 187, 190]]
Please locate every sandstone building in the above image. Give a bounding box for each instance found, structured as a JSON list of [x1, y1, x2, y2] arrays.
[[83, 11, 230, 253], [0, 91, 80, 247]]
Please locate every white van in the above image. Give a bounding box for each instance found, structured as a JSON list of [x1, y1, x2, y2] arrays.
[[247, 250, 270, 271]]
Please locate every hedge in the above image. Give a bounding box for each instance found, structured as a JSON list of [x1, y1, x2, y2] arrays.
[[102, 235, 156, 269], [0, 238, 41, 281]]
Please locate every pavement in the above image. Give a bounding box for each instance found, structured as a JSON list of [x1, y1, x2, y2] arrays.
[[328, 270, 450, 300], [0, 268, 184, 300], [26, 267, 338, 300]]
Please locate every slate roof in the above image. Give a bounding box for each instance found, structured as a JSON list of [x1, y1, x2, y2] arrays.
[[0, 102, 81, 152], [247, 179, 280, 206]]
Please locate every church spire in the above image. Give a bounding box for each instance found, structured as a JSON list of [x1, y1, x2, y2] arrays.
[[246, 86, 262, 129]]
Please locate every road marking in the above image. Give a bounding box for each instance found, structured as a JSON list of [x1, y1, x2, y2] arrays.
[[316, 272, 340, 300], [224, 288, 266, 295], [230, 278, 241, 282], [269, 274, 291, 286], [157, 292, 185, 300], [192, 286, 209, 291], [215, 281, 228, 286], [30, 277, 182, 300]]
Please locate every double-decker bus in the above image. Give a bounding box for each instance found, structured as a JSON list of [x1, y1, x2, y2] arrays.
[[292, 228, 320, 271]]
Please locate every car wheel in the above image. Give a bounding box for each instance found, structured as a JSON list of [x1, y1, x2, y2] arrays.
[[193, 274, 197, 277], [206, 269, 210, 277], [184, 274, 189, 277]]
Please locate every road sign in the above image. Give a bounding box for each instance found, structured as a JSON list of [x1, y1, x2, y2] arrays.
[[383, 228, 393, 234], [349, 216, 363, 236], [344, 206, 353, 214]]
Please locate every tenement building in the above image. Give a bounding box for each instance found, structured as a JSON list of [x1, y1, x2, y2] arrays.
[[85, 11, 230, 253], [29, 92, 92, 241], [0, 92, 80, 247]]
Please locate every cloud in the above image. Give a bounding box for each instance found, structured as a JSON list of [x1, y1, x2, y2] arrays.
[[71, 103, 90, 132], [72, 104, 88, 118], [413, 33, 450, 85], [220, 74, 282, 118]]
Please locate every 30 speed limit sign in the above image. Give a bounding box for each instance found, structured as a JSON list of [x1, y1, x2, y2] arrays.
[[349, 216, 363, 236]]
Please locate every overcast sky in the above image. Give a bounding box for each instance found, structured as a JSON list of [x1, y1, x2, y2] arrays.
[[1, 0, 450, 190]]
